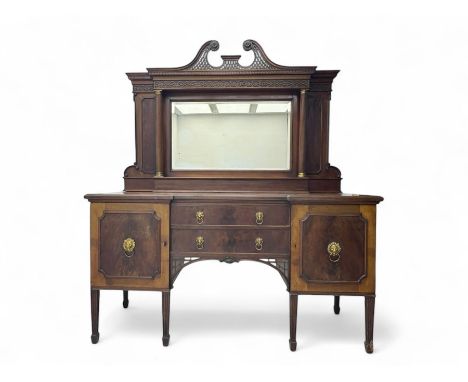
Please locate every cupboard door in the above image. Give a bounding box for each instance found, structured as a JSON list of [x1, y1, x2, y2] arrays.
[[91, 203, 169, 290], [291, 205, 376, 294]]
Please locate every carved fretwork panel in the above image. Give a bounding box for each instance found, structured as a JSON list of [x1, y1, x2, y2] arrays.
[[257, 258, 290, 287], [170, 256, 202, 287], [153, 79, 310, 90], [133, 84, 154, 93]]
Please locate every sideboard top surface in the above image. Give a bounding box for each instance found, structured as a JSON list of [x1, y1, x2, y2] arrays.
[[84, 192, 383, 204]]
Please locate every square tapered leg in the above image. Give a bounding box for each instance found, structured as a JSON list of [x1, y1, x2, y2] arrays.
[[123, 290, 129, 308], [334, 296, 340, 314], [364, 296, 375, 353], [289, 293, 298, 351], [162, 291, 170, 346], [91, 289, 100, 344]]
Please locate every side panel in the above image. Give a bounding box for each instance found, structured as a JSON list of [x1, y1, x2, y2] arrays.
[[135, 93, 156, 174], [304, 93, 324, 175]]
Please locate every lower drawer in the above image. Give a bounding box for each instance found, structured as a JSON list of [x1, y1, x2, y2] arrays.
[[171, 228, 290, 255]]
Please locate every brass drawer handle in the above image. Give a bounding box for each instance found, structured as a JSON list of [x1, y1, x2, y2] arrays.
[[255, 237, 263, 251], [255, 211, 264, 225], [195, 210, 204, 224], [327, 241, 341, 263], [195, 236, 205, 250], [123, 237, 136, 257]]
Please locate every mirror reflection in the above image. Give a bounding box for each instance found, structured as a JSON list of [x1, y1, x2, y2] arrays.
[[171, 101, 291, 171]]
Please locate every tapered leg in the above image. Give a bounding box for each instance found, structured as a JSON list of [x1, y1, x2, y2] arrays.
[[364, 296, 375, 353], [162, 291, 170, 346], [123, 290, 129, 308], [91, 289, 100, 344], [334, 296, 340, 314], [289, 293, 298, 351]]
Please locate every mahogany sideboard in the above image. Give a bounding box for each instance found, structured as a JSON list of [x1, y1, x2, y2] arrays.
[[84, 40, 383, 352]]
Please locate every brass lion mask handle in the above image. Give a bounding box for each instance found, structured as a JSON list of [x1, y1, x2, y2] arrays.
[[255, 237, 263, 251], [255, 211, 264, 225], [195, 236, 205, 250], [195, 211, 204, 224], [327, 241, 341, 263], [123, 237, 136, 257]]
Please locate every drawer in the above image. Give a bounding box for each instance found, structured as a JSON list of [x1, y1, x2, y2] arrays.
[[171, 203, 290, 226], [171, 228, 290, 255], [90, 203, 169, 289]]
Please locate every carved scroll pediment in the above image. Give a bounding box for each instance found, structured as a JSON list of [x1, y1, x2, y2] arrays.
[[146, 40, 316, 76], [186, 40, 281, 71]]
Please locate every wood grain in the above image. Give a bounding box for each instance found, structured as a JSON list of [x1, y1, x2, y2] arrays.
[[290, 204, 377, 294], [171, 202, 290, 226], [98, 210, 161, 279], [298, 213, 367, 283], [90, 203, 170, 290], [171, 228, 290, 255], [86, 41, 384, 350]]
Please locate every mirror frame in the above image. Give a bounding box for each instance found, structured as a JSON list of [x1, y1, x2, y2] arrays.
[[163, 91, 299, 178], [170, 100, 293, 172]]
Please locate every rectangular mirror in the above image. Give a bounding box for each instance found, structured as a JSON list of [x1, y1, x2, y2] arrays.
[[171, 101, 291, 171]]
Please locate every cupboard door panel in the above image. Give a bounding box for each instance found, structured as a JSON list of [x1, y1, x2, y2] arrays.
[[299, 214, 366, 283], [91, 203, 169, 290], [291, 205, 376, 294], [99, 211, 161, 279]]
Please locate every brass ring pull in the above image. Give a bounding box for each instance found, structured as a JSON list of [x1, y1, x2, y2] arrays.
[[255, 237, 263, 251], [195, 236, 205, 250], [327, 241, 341, 263], [123, 237, 136, 258], [195, 211, 204, 224], [255, 211, 264, 225]]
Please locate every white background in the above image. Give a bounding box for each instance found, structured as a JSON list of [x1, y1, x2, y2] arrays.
[[0, 0, 467, 380]]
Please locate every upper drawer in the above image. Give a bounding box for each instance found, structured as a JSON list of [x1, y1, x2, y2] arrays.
[[171, 203, 290, 226]]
